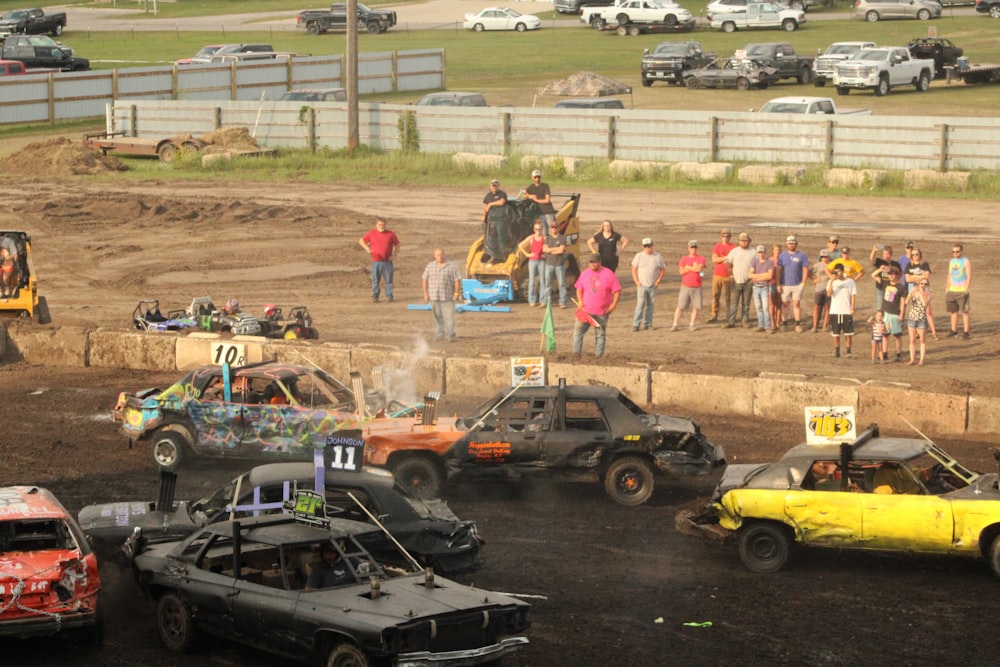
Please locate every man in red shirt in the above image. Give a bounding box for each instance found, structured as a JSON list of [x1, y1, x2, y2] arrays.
[[672, 240, 706, 332], [709, 228, 736, 323], [358, 216, 401, 303]]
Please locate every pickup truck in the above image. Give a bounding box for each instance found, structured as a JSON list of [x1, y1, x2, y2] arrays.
[[833, 46, 934, 96], [297, 2, 396, 34], [0, 34, 88, 71], [582, 0, 693, 28], [813, 41, 876, 87], [709, 2, 805, 32], [641, 40, 715, 86], [0, 8, 66, 38], [744, 42, 814, 83], [758, 96, 872, 114]]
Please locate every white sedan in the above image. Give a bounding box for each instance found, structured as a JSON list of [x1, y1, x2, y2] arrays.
[[463, 7, 542, 31]]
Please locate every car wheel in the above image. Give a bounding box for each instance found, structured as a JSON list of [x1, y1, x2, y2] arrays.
[[814, 79, 826, 88], [989, 537, 1000, 578], [616, 12, 629, 24], [875, 75, 890, 97], [664, 13, 678, 25], [991, 4, 1000, 17], [157, 142, 178, 163], [641, 77, 652, 87], [34, 295, 51, 324], [865, 9, 879, 21], [736, 77, 750, 91], [836, 86, 850, 96], [917, 8, 930, 19], [590, 15, 604, 28], [737, 523, 791, 573], [627, 24, 640, 35], [327, 643, 370, 667], [616, 24, 628, 35], [685, 76, 701, 89], [53, 24, 63, 36], [473, 22, 485, 32], [722, 21, 736, 32], [157, 592, 200, 653], [757, 81, 770, 89], [393, 456, 443, 499], [151, 430, 186, 472], [916, 70, 930, 92], [366, 20, 380, 33], [514, 22, 527, 31], [782, 18, 797, 31], [603, 456, 655, 506], [306, 21, 321, 35], [797, 66, 811, 85]]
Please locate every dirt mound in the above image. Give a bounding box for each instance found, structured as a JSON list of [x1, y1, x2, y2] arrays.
[[198, 126, 262, 153], [538, 70, 632, 97], [2, 136, 128, 178]]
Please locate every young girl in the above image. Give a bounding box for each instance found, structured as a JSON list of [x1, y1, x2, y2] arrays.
[[867, 310, 888, 363], [907, 280, 929, 365]]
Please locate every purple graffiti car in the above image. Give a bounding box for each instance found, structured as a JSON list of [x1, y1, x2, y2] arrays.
[[115, 362, 365, 471]]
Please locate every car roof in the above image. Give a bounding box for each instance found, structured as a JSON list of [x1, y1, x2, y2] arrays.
[[780, 437, 930, 463], [0, 486, 70, 521], [202, 514, 374, 545], [247, 461, 395, 490]]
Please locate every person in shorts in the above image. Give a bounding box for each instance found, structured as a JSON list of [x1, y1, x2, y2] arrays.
[[671, 240, 705, 332], [826, 267, 856, 359], [866, 310, 888, 364], [777, 235, 810, 333], [809, 250, 832, 333], [879, 269, 907, 361], [945, 243, 971, 339]]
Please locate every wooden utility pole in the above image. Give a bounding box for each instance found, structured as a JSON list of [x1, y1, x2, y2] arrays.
[[346, 0, 359, 151]]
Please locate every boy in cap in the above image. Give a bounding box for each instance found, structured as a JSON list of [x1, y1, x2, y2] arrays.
[[525, 169, 556, 227], [671, 240, 705, 332], [573, 254, 621, 356], [630, 238, 666, 331], [709, 228, 736, 323]]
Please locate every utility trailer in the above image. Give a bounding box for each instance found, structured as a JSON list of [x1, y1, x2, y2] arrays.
[[598, 18, 695, 35], [956, 63, 1000, 84], [84, 132, 207, 163]]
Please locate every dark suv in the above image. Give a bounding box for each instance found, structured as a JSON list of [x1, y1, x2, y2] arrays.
[[975, 0, 1000, 16]]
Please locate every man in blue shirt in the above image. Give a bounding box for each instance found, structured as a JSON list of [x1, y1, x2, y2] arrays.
[[777, 235, 810, 333]]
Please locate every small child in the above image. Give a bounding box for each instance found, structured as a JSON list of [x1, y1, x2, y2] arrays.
[[867, 310, 888, 364]]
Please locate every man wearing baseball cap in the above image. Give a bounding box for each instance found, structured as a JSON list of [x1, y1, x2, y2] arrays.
[[709, 228, 736, 324], [481, 179, 508, 264], [573, 254, 621, 356], [724, 232, 755, 328], [524, 169, 556, 227], [777, 235, 810, 333], [630, 238, 666, 331], [671, 240, 705, 332]]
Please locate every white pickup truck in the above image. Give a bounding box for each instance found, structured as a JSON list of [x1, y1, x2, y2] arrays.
[[580, 0, 692, 28], [833, 46, 935, 96], [709, 1, 805, 32], [813, 41, 877, 87], [758, 96, 872, 115]]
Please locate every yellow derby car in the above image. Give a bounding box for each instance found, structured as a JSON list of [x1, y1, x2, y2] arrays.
[[677, 425, 1000, 576]]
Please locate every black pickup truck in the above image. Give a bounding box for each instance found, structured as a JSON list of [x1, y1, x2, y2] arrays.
[[1, 34, 88, 70], [641, 40, 715, 87], [296, 2, 396, 34], [0, 7, 66, 37], [744, 42, 814, 84]]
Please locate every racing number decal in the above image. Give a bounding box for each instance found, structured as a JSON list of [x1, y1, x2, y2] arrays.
[[323, 434, 365, 472], [294, 492, 324, 516], [804, 406, 857, 445], [808, 415, 853, 439], [212, 343, 246, 367]]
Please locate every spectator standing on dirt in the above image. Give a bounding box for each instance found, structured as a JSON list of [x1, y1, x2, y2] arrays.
[[825, 235, 842, 261], [573, 254, 621, 357], [905, 249, 938, 340], [906, 279, 929, 366], [748, 244, 775, 333], [867, 310, 888, 364], [542, 221, 568, 308], [708, 228, 736, 324], [826, 246, 864, 282], [517, 222, 547, 307], [769, 244, 783, 330], [481, 179, 508, 264], [587, 220, 629, 273], [724, 232, 755, 329], [671, 240, 705, 332], [776, 235, 810, 333], [826, 267, 856, 359], [809, 250, 833, 333], [869, 244, 900, 311], [899, 241, 916, 275], [422, 248, 463, 342], [630, 238, 666, 332], [524, 169, 556, 227], [945, 243, 972, 339], [878, 268, 906, 361], [359, 216, 400, 304]]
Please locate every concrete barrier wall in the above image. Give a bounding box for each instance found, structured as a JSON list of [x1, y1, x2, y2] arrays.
[[1, 324, 994, 437]]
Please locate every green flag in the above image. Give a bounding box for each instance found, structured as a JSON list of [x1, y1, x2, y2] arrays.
[[541, 301, 556, 352]]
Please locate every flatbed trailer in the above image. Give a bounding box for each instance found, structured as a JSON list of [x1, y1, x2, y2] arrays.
[[83, 131, 207, 163], [597, 19, 696, 36], [957, 63, 1000, 85]]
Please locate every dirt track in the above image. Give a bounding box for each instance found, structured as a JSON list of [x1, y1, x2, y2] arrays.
[[2, 171, 1000, 665]]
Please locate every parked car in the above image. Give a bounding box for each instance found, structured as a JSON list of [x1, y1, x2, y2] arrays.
[[641, 40, 715, 86], [906, 36, 963, 78], [123, 513, 530, 664], [0, 58, 27, 75], [677, 425, 1000, 576], [583, 0, 693, 27], [709, 1, 805, 31], [833, 45, 935, 96], [853, 0, 942, 21], [975, 0, 1000, 16], [813, 41, 877, 87], [684, 57, 781, 89], [175, 44, 225, 65], [554, 97, 626, 108], [0, 8, 66, 38], [757, 95, 871, 114], [0, 486, 103, 644], [463, 7, 541, 31], [706, 0, 812, 13], [365, 381, 724, 505], [208, 43, 276, 63], [415, 91, 488, 106], [297, 2, 396, 35], [0, 34, 87, 71], [79, 463, 483, 573], [280, 87, 347, 101]]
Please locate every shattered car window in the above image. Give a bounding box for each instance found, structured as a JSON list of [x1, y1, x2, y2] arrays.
[[0, 519, 75, 552]]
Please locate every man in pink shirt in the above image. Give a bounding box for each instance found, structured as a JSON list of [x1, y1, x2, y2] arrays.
[[672, 240, 706, 331], [358, 216, 401, 303], [572, 254, 621, 357]]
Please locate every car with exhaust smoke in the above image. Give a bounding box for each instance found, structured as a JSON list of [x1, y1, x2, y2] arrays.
[[365, 380, 723, 506], [122, 509, 529, 665], [677, 424, 1000, 576], [0, 486, 103, 644], [79, 462, 483, 573]]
